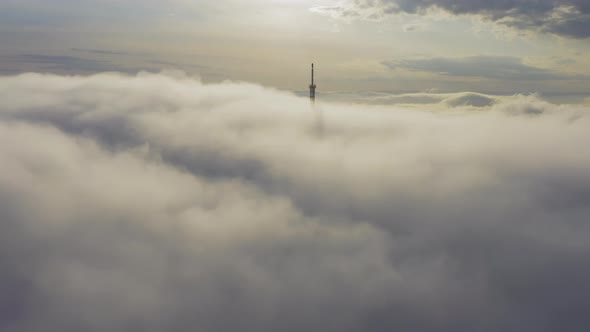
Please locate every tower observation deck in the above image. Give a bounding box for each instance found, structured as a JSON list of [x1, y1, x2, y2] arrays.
[[309, 63, 317, 103]]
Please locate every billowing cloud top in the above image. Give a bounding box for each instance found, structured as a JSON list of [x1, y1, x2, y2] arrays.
[[317, 0, 590, 38], [1, 72, 590, 331]]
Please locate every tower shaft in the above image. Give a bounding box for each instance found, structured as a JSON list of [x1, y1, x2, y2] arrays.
[[309, 63, 316, 103]]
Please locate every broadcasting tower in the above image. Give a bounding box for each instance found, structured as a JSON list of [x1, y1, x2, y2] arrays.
[[309, 63, 317, 103]]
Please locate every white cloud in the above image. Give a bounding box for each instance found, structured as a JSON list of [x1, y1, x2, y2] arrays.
[[1, 72, 590, 331]]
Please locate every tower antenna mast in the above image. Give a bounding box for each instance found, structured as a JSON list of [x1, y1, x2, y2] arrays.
[[309, 63, 317, 103]]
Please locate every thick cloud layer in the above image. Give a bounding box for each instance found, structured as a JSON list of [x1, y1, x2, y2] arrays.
[[1, 72, 590, 332], [316, 0, 590, 38], [383, 56, 568, 81]]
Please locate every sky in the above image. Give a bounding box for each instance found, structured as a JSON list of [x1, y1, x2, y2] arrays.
[[1, 0, 590, 101], [2, 2, 590, 332]]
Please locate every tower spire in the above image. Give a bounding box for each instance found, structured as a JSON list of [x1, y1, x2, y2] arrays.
[[309, 63, 317, 103]]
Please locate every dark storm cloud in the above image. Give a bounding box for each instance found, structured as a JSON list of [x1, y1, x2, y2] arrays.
[[2, 54, 108, 69], [383, 56, 569, 80], [316, 0, 590, 38], [0, 54, 142, 74], [71, 48, 136, 56], [0, 53, 217, 77], [147, 60, 212, 71], [0, 72, 590, 332]]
